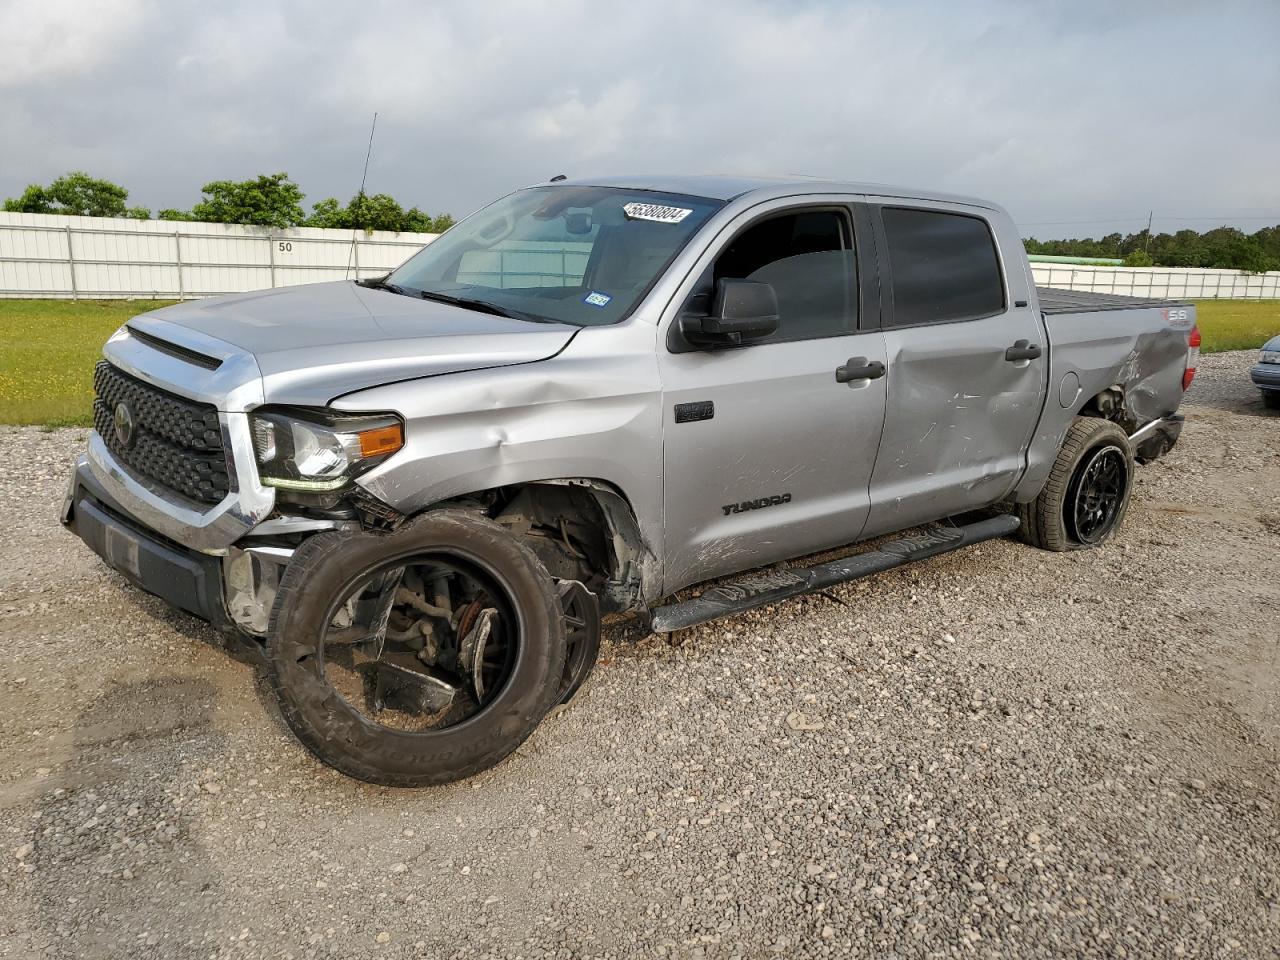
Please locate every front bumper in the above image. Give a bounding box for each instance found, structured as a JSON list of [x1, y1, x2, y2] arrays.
[[1250, 363, 1280, 392], [63, 457, 233, 630]]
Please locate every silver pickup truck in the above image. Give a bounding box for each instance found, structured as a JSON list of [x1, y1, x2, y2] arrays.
[[62, 175, 1198, 785]]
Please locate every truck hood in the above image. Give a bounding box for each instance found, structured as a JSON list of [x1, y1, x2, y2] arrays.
[[130, 281, 578, 407]]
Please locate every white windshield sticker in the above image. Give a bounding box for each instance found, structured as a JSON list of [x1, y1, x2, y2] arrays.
[[623, 202, 693, 224]]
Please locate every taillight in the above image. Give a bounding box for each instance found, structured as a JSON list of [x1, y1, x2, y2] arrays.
[[1183, 324, 1200, 391]]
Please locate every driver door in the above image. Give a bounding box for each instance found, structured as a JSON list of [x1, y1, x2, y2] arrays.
[[657, 201, 888, 595]]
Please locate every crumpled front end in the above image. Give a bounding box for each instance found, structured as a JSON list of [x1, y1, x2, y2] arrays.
[[61, 319, 284, 637]]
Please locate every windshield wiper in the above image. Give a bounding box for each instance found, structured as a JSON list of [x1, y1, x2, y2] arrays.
[[358, 276, 412, 297], [415, 290, 558, 324]]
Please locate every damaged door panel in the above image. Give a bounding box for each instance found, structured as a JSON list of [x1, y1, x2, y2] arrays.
[[861, 200, 1047, 538], [865, 322, 1046, 537]]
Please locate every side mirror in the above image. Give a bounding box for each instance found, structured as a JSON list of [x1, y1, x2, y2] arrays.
[[679, 278, 779, 347]]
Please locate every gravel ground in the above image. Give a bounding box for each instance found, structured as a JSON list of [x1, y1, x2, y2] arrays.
[[1, 351, 1277, 960]]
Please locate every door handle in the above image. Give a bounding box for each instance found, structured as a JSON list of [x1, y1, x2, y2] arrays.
[[1005, 340, 1042, 362], [835, 357, 885, 383]]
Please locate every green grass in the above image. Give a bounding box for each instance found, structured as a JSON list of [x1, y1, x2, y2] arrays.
[[1192, 300, 1280, 353], [0, 299, 176, 426], [0, 296, 1276, 426]]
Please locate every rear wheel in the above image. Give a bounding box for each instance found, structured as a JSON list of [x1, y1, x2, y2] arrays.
[[265, 510, 567, 787], [1018, 417, 1134, 552]]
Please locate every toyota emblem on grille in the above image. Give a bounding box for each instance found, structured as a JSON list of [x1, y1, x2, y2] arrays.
[[112, 402, 136, 448]]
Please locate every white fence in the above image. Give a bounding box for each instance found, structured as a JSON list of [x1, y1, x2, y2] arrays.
[[1029, 263, 1280, 300], [0, 211, 437, 300], [2, 210, 1278, 301]]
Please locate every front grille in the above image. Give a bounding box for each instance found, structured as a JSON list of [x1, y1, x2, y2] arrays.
[[93, 361, 230, 504]]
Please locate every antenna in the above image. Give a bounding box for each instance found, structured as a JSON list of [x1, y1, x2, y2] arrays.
[[345, 112, 379, 280]]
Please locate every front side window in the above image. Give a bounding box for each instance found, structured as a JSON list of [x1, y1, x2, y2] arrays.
[[707, 210, 856, 342], [388, 186, 721, 327], [881, 207, 1005, 326]]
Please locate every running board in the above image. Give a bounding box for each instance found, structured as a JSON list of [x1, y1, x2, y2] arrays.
[[648, 514, 1020, 633]]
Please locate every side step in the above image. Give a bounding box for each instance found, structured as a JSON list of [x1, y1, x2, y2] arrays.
[[648, 514, 1020, 633]]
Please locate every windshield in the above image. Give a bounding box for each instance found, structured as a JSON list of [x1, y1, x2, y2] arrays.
[[386, 186, 722, 327]]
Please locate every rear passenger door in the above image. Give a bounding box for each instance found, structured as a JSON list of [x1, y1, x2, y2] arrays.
[[862, 201, 1046, 538], [658, 201, 888, 594]]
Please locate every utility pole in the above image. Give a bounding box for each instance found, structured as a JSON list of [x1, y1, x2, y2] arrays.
[[1144, 210, 1153, 252]]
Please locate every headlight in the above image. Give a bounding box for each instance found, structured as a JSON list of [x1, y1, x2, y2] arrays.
[[1261, 350, 1280, 364], [250, 408, 404, 491]]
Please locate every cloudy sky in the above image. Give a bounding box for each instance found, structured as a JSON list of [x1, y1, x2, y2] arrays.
[[2, 0, 1277, 238]]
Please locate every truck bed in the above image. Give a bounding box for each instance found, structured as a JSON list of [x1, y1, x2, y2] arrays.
[[1036, 287, 1189, 315], [1028, 288, 1194, 494]]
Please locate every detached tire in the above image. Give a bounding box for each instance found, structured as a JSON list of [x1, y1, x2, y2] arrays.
[[1018, 417, 1134, 552], [266, 509, 566, 787]]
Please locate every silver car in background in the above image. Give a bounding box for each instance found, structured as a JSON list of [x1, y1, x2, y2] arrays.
[[1250, 335, 1280, 408]]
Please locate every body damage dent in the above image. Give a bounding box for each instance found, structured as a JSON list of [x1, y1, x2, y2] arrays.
[[539, 478, 661, 608], [861, 329, 1043, 535], [1013, 305, 1192, 501]]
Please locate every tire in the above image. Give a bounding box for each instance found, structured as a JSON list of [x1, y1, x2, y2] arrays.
[[1263, 391, 1280, 411], [1018, 417, 1134, 552], [266, 509, 567, 787]]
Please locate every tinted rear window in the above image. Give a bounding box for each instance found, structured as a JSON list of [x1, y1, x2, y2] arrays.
[[882, 207, 1005, 326]]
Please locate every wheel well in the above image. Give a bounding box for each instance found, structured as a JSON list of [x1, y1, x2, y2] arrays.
[[430, 480, 655, 614], [1078, 386, 1136, 433]]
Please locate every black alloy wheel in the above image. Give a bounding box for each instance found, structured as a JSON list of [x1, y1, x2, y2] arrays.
[[556, 579, 601, 704], [1065, 444, 1129, 545]]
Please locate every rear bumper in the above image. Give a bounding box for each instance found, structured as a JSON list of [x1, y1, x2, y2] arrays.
[[1129, 414, 1184, 463], [62, 457, 232, 630], [1250, 363, 1280, 391]]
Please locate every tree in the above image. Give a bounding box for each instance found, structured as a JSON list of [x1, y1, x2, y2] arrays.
[[2, 171, 149, 218], [347, 192, 409, 232], [2, 184, 52, 214], [305, 197, 347, 229], [1160, 230, 1206, 267], [173, 172, 306, 229], [1026, 222, 1280, 272], [1254, 225, 1280, 267], [405, 208, 454, 233], [305, 192, 454, 233]]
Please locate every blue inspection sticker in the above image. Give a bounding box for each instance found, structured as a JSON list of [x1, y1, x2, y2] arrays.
[[584, 291, 612, 308]]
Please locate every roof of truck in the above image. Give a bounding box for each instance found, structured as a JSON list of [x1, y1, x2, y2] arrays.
[[548, 173, 997, 210]]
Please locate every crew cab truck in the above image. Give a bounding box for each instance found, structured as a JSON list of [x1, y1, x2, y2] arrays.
[[62, 175, 1198, 786]]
